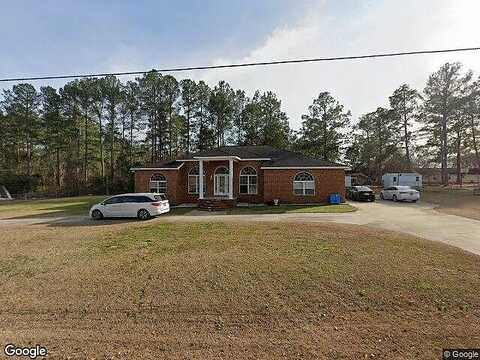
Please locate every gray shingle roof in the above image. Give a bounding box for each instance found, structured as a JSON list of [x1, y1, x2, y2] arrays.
[[134, 160, 184, 169], [179, 145, 290, 159], [262, 157, 344, 168], [179, 145, 345, 168]]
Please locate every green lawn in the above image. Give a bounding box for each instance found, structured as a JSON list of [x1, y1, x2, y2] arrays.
[[1, 221, 479, 359], [421, 186, 480, 221], [0, 195, 106, 218], [228, 203, 356, 214], [0, 196, 354, 219], [0, 196, 199, 219]]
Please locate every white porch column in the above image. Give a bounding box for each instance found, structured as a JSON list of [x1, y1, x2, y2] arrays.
[[228, 158, 234, 199], [199, 159, 204, 199]]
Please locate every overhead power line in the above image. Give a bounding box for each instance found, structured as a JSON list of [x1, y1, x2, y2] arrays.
[[1, 46, 479, 83]]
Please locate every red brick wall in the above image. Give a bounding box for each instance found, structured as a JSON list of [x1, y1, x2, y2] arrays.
[[175, 160, 264, 204], [134, 170, 181, 205], [263, 169, 345, 204], [134, 164, 345, 205]]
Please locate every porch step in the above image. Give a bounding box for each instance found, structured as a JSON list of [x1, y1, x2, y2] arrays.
[[198, 198, 237, 211]]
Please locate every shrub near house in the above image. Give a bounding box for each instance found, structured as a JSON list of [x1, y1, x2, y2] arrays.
[[131, 145, 347, 207]]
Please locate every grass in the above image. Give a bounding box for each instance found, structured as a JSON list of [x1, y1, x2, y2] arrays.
[[0, 196, 196, 219], [422, 186, 480, 220], [228, 203, 356, 214], [0, 196, 355, 219], [0, 220, 479, 359], [0, 195, 106, 219]]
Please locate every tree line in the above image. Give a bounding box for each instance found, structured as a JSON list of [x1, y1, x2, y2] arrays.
[[0, 61, 479, 195], [0, 72, 292, 195], [346, 62, 480, 185]]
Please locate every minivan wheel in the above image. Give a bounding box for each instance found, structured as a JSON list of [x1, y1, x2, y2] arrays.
[[137, 209, 151, 220], [392, 195, 397, 202], [91, 209, 103, 220]]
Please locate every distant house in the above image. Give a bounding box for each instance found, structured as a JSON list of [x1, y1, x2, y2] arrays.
[[464, 168, 480, 184], [417, 167, 480, 184], [130, 145, 347, 208], [345, 172, 370, 187]]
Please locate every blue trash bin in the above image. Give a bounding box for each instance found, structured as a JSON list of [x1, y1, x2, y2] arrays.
[[329, 193, 341, 204]]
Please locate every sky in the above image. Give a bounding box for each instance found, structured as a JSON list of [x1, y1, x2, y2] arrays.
[[1, 0, 480, 129]]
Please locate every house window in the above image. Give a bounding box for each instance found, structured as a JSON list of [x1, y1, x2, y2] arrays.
[[214, 166, 230, 196], [149, 174, 167, 194], [188, 167, 206, 194], [293, 172, 315, 196], [239, 167, 257, 194]]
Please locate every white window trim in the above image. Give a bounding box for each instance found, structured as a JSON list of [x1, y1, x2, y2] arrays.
[[293, 172, 315, 196], [239, 166, 258, 195], [149, 175, 167, 194]]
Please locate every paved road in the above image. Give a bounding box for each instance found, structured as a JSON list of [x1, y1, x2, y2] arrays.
[[1, 200, 480, 255]]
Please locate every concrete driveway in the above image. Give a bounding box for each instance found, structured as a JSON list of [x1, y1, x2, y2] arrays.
[[1, 200, 479, 255]]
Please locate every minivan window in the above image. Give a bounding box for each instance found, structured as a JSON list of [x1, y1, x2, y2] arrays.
[[104, 196, 123, 205], [154, 194, 166, 201]]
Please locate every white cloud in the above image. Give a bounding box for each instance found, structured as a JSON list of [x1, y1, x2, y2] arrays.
[[190, 0, 480, 129]]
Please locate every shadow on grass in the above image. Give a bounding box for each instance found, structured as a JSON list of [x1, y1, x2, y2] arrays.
[[0, 196, 106, 219], [227, 204, 356, 215], [43, 217, 141, 227], [2, 204, 97, 220], [2, 206, 197, 228]]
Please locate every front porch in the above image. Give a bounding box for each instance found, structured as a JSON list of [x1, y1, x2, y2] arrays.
[[197, 157, 235, 201], [195, 156, 239, 210], [198, 196, 237, 211]]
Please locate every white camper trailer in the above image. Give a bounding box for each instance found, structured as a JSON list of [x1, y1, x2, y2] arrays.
[[382, 173, 422, 189]]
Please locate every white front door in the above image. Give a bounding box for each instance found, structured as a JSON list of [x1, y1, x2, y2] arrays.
[[214, 174, 230, 196]]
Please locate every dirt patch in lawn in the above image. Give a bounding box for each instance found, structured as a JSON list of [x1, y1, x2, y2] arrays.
[[0, 221, 479, 359], [422, 187, 480, 220]]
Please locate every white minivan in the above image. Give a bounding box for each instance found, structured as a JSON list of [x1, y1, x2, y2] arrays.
[[380, 186, 420, 202], [90, 193, 170, 220]]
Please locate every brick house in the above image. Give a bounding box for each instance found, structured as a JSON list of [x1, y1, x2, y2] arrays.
[[131, 145, 347, 208]]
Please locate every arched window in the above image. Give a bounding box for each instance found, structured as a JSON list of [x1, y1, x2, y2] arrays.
[[214, 166, 230, 196], [188, 167, 206, 194], [293, 172, 315, 196], [239, 167, 257, 194], [149, 174, 167, 194]]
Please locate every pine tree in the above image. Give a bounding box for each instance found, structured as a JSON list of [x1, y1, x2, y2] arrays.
[[298, 92, 350, 162], [389, 84, 422, 166]]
